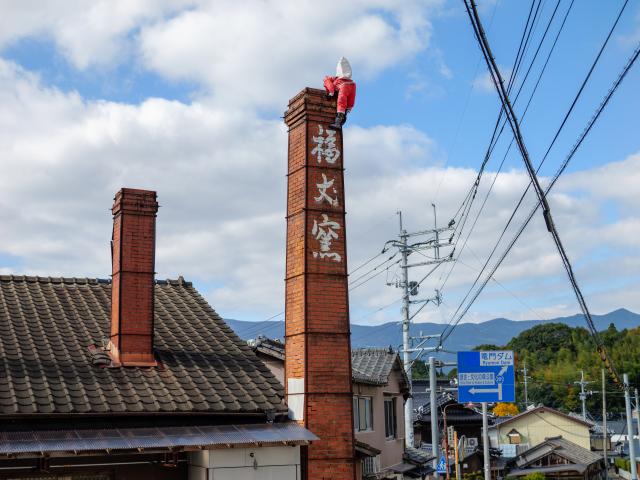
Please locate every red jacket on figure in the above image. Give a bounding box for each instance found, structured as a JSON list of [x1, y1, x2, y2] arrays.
[[323, 57, 356, 129], [323, 76, 356, 113]]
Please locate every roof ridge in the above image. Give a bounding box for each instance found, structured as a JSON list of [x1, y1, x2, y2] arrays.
[[0, 275, 192, 286], [352, 347, 395, 355]]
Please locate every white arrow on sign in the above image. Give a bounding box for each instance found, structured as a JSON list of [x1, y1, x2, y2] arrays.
[[498, 365, 508, 377], [468, 383, 502, 400]]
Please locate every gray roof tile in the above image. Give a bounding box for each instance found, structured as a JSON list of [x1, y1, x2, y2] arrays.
[[0, 275, 285, 416], [351, 347, 408, 386]]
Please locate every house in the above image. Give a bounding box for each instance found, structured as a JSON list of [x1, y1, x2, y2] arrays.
[[490, 406, 593, 456], [0, 189, 316, 479], [250, 337, 433, 479], [413, 392, 485, 454], [506, 436, 605, 480]]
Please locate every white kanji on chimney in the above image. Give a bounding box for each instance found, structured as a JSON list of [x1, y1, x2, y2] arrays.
[[314, 173, 339, 207], [311, 125, 340, 164], [312, 214, 341, 262]]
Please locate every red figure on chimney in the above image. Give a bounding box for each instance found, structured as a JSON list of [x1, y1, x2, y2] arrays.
[[323, 57, 356, 130]]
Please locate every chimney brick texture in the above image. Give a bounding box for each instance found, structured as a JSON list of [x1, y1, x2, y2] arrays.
[[284, 88, 355, 480], [110, 188, 158, 366]]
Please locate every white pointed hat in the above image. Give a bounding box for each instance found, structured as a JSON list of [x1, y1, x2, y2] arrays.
[[336, 57, 352, 79]]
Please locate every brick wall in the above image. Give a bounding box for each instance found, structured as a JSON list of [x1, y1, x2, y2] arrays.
[[111, 188, 158, 366], [284, 88, 355, 480]]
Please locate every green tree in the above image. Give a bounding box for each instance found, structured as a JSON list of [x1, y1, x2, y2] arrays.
[[475, 321, 640, 413], [523, 472, 546, 480], [412, 359, 429, 380]]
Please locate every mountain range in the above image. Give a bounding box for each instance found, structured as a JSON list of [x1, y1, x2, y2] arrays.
[[226, 308, 640, 356]]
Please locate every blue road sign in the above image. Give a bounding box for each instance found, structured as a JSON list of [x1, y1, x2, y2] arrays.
[[436, 455, 447, 474], [457, 350, 515, 403]]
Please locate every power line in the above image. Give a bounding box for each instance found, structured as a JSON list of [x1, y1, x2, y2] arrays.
[[432, 0, 500, 204], [441, 0, 568, 292], [348, 251, 399, 286], [349, 258, 402, 291], [441, 0, 630, 343], [349, 249, 388, 276], [452, 0, 633, 387], [442, 36, 639, 359]]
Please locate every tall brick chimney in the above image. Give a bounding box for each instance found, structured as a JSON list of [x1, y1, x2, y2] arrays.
[[284, 88, 355, 479], [110, 188, 158, 366]]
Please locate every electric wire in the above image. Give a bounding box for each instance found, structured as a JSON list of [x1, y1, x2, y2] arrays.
[[349, 258, 402, 291], [442, 0, 561, 283], [443, 0, 631, 337], [440, 0, 571, 292], [445, 0, 541, 236], [441, 0, 629, 340], [348, 251, 399, 286], [447, 0, 634, 387], [448, 40, 640, 350], [349, 249, 388, 276]]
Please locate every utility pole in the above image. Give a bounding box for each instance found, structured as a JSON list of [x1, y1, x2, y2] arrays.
[[635, 388, 640, 443], [522, 361, 530, 409], [430, 356, 439, 469], [575, 370, 591, 421], [624, 373, 638, 480], [391, 209, 454, 448], [398, 212, 414, 448], [602, 369, 608, 480], [482, 402, 490, 480]]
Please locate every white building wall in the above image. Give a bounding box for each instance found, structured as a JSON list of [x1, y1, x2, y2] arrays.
[[189, 445, 301, 480]]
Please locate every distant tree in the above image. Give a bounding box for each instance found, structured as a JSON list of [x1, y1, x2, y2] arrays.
[[493, 403, 519, 417], [476, 321, 640, 413], [508, 323, 575, 364], [412, 359, 428, 380], [473, 344, 502, 351]]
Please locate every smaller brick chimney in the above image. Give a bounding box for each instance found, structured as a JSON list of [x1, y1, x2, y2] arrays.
[[110, 188, 158, 366]]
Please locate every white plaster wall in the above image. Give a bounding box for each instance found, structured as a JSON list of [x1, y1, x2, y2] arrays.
[[189, 445, 301, 480]]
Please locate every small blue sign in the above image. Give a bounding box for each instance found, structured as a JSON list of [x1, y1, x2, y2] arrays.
[[436, 455, 447, 474], [457, 350, 515, 403]]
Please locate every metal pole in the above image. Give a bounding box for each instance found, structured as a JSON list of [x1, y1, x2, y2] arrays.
[[430, 356, 439, 469], [635, 388, 640, 444], [523, 361, 529, 409], [454, 430, 461, 480], [432, 203, 440, 260], [444, 406, 450, 480], [576, 370, 588, 421], [602, 369, 608, 480], [624, 373, 638, 480], [399, 211, 414, 448], [482, 402, 490, 480]]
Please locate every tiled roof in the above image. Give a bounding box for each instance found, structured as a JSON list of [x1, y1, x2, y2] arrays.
[[514, 436, 603, 468], [404, 446, 434, 465], [0, 275, 285, 416], [250, 336, 285, 360], [415, 392, 456, 416], [248, 340, 408, 388], [351, 347, 408, 387], [495, 406, 593, 429]]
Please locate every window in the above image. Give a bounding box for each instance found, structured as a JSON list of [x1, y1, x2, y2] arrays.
[[384, 397, 397, 439], [507, 429, 522, 444], [353, 396, 373, 431], [363, 455, 380, 475]]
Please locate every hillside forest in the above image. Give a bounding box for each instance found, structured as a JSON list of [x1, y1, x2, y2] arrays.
[[413, 322, 640, 414]]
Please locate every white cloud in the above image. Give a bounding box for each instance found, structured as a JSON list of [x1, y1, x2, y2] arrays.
[[0, 1, 194, 69], [0, 1, 638, 326], [1, 57, 638, 325], [471, 65, 511, 93], [138, 0, 442, 109]]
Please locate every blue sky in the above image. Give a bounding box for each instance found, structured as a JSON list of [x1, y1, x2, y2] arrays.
[[0, 0, 639, 332]]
